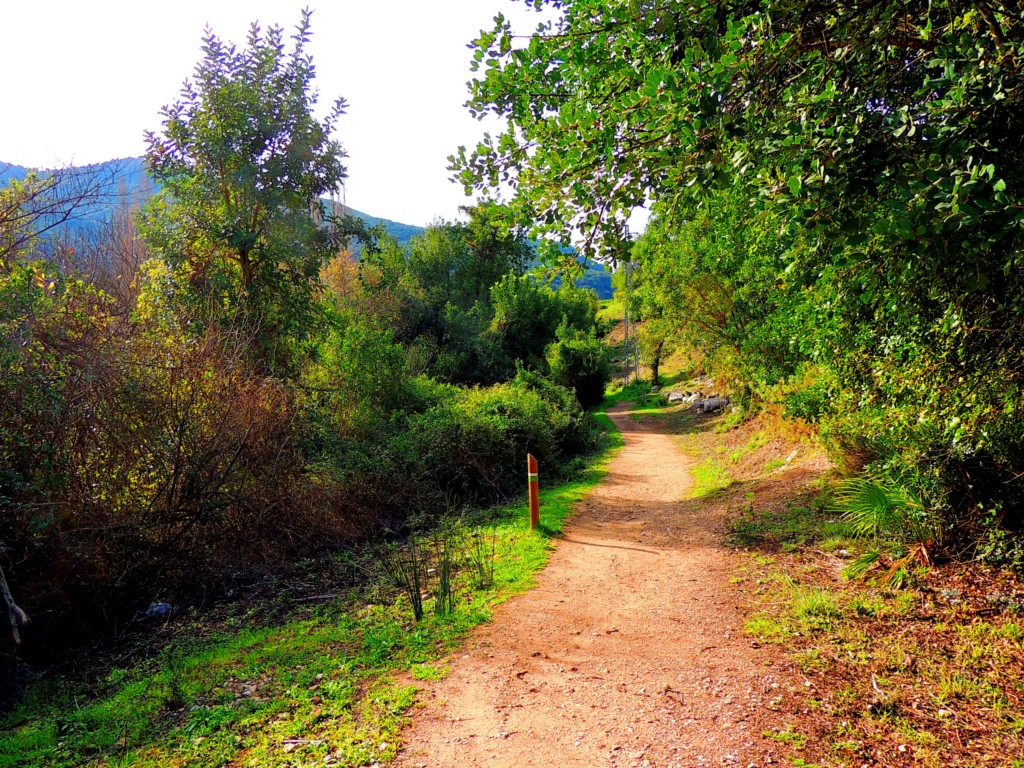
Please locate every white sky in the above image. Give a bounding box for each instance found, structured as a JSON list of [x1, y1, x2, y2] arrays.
[[0, 0, 546, 227]]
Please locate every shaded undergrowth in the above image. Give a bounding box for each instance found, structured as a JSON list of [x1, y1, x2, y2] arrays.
[[0, 415, 623, 768]]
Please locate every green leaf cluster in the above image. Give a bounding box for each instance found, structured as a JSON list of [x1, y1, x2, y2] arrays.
[[140, 9, 348, 373], [457, 0, 1024, 543]]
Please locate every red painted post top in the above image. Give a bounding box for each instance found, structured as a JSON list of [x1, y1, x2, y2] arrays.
[[527, 453, 540, 529]]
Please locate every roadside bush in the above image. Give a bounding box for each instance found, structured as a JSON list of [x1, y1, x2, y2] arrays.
[[512, 367, 592, 458], [0, 207, 606, 663], [301, 310, 410, 441], [404, 377, 595, 506], [1, 307, 325, 653]]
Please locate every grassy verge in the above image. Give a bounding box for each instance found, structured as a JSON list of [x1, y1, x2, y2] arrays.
[[0, 420, 623, 768], [596, 297, 624, 326], [602, 378, 657, 410]]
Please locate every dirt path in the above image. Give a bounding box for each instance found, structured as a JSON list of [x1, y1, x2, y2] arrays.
[[396, 403, 788, 768]]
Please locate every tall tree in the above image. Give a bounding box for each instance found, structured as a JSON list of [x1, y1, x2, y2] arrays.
[[454, 1, 1023, 266], [142, 10, 347, 368], [455, 1, 1024, 529]]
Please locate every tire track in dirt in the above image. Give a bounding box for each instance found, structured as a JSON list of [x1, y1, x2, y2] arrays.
[[396, 402, 789, 768]]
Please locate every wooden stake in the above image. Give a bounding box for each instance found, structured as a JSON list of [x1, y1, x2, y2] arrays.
[[527, 453, 540, 529]]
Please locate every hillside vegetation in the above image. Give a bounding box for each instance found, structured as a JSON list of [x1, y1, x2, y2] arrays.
[[0, 14, 611, 671], [3, 3, 1024, 765]]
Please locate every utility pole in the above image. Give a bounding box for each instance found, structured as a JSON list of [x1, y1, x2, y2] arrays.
[[620, 226, 639, 387], [622, 257, 630, 388]]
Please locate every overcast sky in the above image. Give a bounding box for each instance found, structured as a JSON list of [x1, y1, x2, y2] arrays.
[[0, 1, 546, 226]]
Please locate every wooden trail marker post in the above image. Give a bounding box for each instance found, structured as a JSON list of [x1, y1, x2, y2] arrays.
[[527, 453, 540, 529]]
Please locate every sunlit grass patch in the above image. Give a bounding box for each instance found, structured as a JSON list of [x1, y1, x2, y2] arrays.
[[845, 593, 885, 617], [689, 459, 734, 498], [763, 724, 807, 750], [743, 614, 793, 642], [409, 663, 449, 682], [728, 430, 770, 463], [792, 587, 842, 631], [794, 648, 829, 673], [727, 499, 851, 551], [596, 296, 624, 325]]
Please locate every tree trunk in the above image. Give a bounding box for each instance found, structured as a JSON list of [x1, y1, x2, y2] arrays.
[[239, 249, 255, 292], [0, 563, 29, 645], [650, 337, 665, 386]]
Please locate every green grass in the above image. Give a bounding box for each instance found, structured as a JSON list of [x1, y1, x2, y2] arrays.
[[596, 297, 624, 325], [792, 587, 843, 631], [727, 500, 855, 552], [602, 377, 653, 406], [0, 419, 624, 768], [689, 458, 734, 497], [736, 536, 1024, 767], [727, 430, 769, 463], [743, 614, 793, 642], [763, 724, 807, 750]]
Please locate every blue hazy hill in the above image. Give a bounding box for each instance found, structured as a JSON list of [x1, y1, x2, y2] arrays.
[[0, 157, 425, 247], [1, 157, 612, 297]]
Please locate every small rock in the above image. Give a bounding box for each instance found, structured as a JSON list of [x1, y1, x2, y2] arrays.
[[143, 601, 173, 619]]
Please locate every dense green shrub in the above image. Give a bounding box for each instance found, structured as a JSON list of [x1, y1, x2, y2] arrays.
[[546, 326, 611, 410], [300, 309, 410, 441], [403, 377, 595, 506], [0, 20, 612, 664], [454, 0, 1024, 554]]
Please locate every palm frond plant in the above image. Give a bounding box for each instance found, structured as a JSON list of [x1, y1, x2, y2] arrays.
[[829, 477, 941, 583]]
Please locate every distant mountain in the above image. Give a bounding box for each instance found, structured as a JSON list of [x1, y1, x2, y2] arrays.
[[1, 157, 612, 298], [574, 262, 613, 299], [0, 157, 425, 247], [0, 162, 29, 184], [335, 204, 424, 248]]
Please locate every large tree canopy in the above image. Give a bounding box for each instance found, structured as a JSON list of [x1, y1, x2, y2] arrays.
[[455, 0, 1023, 264], [142, 10, 347, 366], [456, 0, 1024, 539]]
